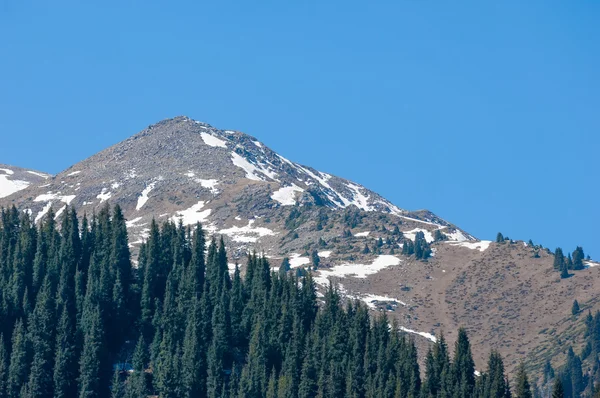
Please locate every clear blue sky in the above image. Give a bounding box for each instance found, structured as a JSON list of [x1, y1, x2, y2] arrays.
[[0, 1, 598, 257]]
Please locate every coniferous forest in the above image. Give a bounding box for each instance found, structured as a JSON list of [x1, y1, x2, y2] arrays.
[[0, 204, 541, 398]]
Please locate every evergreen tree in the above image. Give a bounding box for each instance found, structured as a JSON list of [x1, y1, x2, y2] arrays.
[[552, 379, 564, 398], [78, 306, 105, 398], [7, 319, 28, 398], [27, 277, 56, 398], [310, 250, 320, 270], [496, 233, 505, 243], [514, 363, 532, 398], [125, 335, 148, 398], [554, 248, 565, 271], [572, 247, 585, 270], [572, 300, 580, 315], [0, 335, 7, 398], [53, 306, 77, 398]]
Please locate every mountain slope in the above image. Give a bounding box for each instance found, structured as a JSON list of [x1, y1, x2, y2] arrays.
[[0, 116, 471, 255], [1, 116, 597, 380]]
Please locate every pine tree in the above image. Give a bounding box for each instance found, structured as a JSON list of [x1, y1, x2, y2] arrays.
[[552, 379, 564, 398], [53, 305, 77, 398], [496, 233, 505, 243], [572, 247, 585, 270], [78, 306, 105, 398], [110, 367, 124, 398], [279, 258, 291, 275], [0, 335, 8, 398], [7, 319, 28, 398], [27, 277, 56, 398], [572, 300, 580, 315], [514, 363, 532, 398], [560, 262, 569, 279], [452, 328, 475, 398], [554, 248, 565, 271], [310, 250, 320, 270], [125, 335, 148, 398]]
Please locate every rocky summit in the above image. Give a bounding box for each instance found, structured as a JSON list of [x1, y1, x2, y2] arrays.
[[1, 116, 598, 377]]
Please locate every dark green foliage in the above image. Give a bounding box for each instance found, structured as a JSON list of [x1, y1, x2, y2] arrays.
[[572, 247, 585, 270], [572, 300, 580, 316], [544, 360, 555, 385], [496, 233, 504, 243], [0, 205, 522, 398], [402, 231, 431, 260], [554, 248, 565, 271], [434, 229, 447, 242], [310, 249, 320, 269], [362, 243, 370, 254], [553, 379, 564, 398], [561, 263, 569, 279], [514, 363, 531, 398]]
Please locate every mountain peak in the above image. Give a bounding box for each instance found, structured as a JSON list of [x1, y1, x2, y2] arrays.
[[1, 117, 472, 257]]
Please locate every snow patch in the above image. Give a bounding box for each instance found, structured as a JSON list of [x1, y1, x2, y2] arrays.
[[0, 168, 14, 175], [172, 201, 212, 226], [201, 132, 228, 148], [445, 229, 470, 242], [347, 183, 374, 211], [318, 251, 332, 258], [34, 193, 76, 205], [136, 182, 156, 210], [354, 231, 371, 237], [362, 294, 407, 309], [96, 188, 111, 203], [183, 172, 220, 194], [403, 228, 435, 243], [26, 170, 50, 179], [271, 184, 304, 206], [0, 175, 30, 198], [585, 261, 600, 268], [289, 253, 311, 268], [314, 255, 401, 286], [448, 240, 492, 252], [231, 152, 262, 181], [55, 206, 67, 219], [35, 202, 53, 223], [126, 217, 144, 228], [199, 179, 219, 194], [220, 220, 277, 243], [67, 171, 81, 177], [399, 327, 437, 343]]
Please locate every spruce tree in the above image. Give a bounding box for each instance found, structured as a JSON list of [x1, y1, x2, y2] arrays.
[[7, 319, 28, 398], [552, 379, 564, 398], [78, 306, 105, 398], [53, 306, 77, 398], [572, 300, 580, 315], [0, 335, 8, 398], [27, 277, 56, 398], [515, 363, 532, 398]]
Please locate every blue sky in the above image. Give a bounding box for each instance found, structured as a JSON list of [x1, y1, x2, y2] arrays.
[[0, 1, 598, 257]]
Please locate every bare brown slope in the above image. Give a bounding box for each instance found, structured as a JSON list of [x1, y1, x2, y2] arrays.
[[335, 240, 600, 378]]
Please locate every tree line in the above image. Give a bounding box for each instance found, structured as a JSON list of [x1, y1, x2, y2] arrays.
[[0, 204, 549, 397]]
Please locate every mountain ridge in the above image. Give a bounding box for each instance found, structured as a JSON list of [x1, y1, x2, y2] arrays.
[[2, 115, 598, 381]]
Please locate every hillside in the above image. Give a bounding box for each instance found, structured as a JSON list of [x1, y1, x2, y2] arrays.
[[1, 116, 597, 382]]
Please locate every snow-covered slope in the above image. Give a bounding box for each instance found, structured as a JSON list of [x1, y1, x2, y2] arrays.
[[0, 165, 51, 199]]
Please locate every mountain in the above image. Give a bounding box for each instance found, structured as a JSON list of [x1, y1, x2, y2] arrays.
[[0, 116, 470, 254], [1, 116, 597, 381]]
